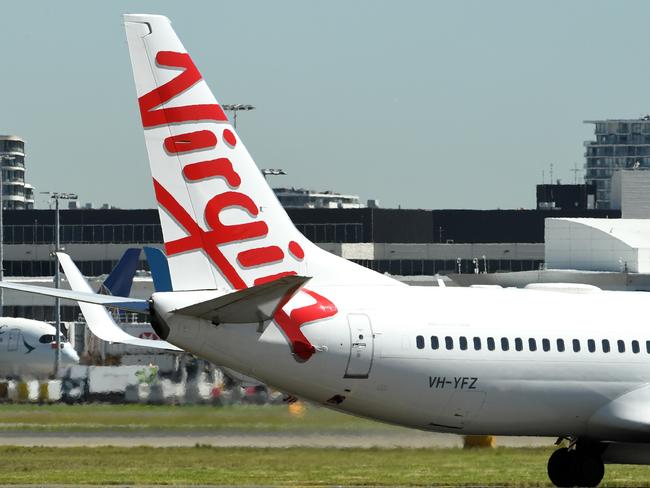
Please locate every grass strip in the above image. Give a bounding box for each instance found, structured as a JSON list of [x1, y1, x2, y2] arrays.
[[0, 446, 648, 486], [0, 404, 401, 433]]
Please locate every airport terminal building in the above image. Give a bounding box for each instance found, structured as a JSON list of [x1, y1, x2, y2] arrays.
[[0, 205, 619, 321]]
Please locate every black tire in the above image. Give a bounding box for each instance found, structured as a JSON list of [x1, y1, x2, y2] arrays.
[[548, 448, 578, 487], [576, 452, 605, 487]]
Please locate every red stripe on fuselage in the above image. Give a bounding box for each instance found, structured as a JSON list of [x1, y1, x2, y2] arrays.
[[273, 289, 338, 361]]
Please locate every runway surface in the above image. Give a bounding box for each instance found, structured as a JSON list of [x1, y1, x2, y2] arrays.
[[0, 430, 554, 448]]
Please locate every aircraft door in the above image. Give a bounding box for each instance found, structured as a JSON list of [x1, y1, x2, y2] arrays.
[[7, 329, 19, 352], [344, 314, 374, 379]]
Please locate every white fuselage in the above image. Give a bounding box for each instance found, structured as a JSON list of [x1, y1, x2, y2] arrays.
[[0, 318, 79, 378], [156, 285, 650, 442]]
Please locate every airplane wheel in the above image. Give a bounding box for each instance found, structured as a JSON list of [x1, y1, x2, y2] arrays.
[[575, 452, 604, 487], [547, 447, 578, 487]]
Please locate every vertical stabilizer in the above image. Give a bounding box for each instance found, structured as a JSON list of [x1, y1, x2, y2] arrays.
[[143, 246, 173, 292], [123, 14, 400, 292], [100, 248, 141, 297]]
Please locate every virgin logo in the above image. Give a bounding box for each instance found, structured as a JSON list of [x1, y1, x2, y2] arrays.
[[139, 50, 337, 361]]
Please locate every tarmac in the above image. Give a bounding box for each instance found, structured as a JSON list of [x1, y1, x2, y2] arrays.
[[0, 430, 554, 448]]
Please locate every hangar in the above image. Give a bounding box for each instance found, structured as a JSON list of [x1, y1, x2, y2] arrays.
[[545, 218, 650, 273]]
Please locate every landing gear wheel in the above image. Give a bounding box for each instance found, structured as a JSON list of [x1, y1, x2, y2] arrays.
[[548, 447, 605, 487], [576, 452, 604, 487], [547, 448, 577, 487]]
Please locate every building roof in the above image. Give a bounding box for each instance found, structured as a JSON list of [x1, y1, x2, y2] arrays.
[[549, 218, 650, 248], [584, 117, 650, 123]]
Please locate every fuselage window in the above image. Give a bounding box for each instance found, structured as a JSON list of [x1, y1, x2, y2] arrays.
[[487, 337, 495, 351], [556, 339, 565, 352], [528, 338, 537, 352], [431, 336, 439, 350], [572, 339, 581, 352], [647, 340, 650, 354], [459, 336, 468, 350], [501, 337, 509, 351], [416, 336, 425, 349], [473, 337, 481, 350], [514, 338, 523, 351], [602, 339, 610, 353], [542, 338, 550, 352], [617, 340, 625, 353], [632, 340, 640, 354], [445, 336, 453, 350], [587, 339, 595, 353]]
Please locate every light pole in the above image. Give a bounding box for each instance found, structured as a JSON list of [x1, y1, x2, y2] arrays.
[[41, 191, 77, 376], [0, 155, 16, 317], [222, 104, 255, 130], [261, 168, 286, 181]]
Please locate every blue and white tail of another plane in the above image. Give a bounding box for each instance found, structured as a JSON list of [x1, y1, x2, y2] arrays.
[[59, 252, 181, 351], [143, 247, 173, 293], [99, 248, 142, 297]]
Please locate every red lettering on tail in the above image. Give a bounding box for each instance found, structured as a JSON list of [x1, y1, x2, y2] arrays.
[[254, 271, 298, 286], [139, 51, 228, 128], [183, 158, 241, 187], [204, 192, 268, 244], [164, 130, 217, 154], [145, 50, 339, 361], [237, 246, 285, 268], [153, 179, 247, 289]]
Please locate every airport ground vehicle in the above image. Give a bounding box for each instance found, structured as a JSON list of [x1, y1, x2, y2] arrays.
[[6, 14, 650, 487]]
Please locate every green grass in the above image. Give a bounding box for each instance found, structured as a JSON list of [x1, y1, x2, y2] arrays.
[[0, 446, 648, 486], [1, 405, 649, 486], [0, 403, 400, 433]]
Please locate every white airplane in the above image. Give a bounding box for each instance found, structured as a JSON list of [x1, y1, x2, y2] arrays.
[[0, 317, 78, 378], [4, 14, 650, 487], [0, 248, 152, 379]]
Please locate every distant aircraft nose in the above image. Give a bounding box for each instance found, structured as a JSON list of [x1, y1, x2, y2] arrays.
[[61, 344, 80, 366]]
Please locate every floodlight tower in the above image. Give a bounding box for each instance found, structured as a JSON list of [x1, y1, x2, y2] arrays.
[[261, 168, 287, 181], [41, 191, 78, 376], [222, 104, 255, 129]]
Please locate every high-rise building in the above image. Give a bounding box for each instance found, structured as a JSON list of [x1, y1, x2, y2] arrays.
[[0, 135, 34, 209], [584, 117, 650, 208]]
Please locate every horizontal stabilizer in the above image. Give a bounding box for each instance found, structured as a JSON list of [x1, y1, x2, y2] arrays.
[[57, 253, 181, 352], [0, 281, 149, 313], [174, 275, 311, 324]]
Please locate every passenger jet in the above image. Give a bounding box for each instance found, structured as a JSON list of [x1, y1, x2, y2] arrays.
[[4, 14, 650, 487]]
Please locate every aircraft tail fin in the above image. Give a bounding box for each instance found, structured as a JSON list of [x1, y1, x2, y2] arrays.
[[100, 248, 141, 296], [123, 14, 401, 292], [143, 247, 173, 292]]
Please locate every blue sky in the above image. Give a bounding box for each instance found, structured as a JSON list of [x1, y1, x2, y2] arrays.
[[2, 1, 649, 209]]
